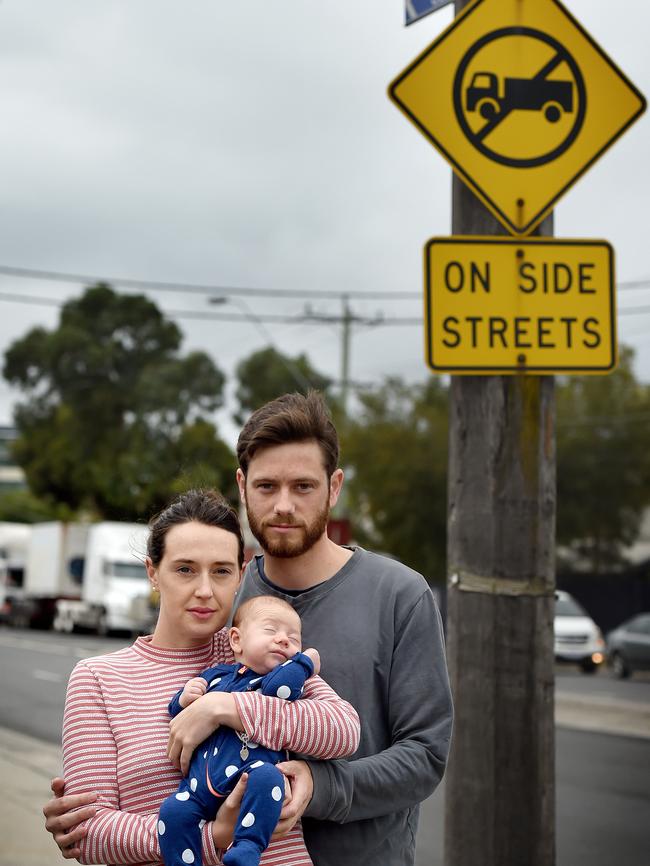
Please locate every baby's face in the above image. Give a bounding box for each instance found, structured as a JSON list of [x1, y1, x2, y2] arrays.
[[230, 602, 302, 674]]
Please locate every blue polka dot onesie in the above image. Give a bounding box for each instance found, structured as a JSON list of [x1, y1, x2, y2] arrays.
[[158, 652, 315, 866]]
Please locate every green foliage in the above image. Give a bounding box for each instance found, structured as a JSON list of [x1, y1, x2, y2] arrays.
[[233, 347, 333, 424], [0, 488, 71, 523], [556, 346, 650, 571], [341, 377, 449, 584], [339, 352, 650, 582], [3, 284, 234, 520], [167, 419, 239, 505]]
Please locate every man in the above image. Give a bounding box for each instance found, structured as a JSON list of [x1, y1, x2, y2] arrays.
[[44, 391, 453, 866], [227, 391, 452, 866]]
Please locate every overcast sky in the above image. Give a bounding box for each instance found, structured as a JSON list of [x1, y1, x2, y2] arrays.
[[0, 0, 648, 447]]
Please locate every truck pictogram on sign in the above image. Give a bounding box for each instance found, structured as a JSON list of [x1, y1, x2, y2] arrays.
[[454, 27, 586, 169], [465, 71, 573, 123]]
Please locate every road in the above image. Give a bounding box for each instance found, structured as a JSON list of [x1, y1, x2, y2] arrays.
[[1, 627, 649, 865], [0, 627, 125, 742], [555, 664, 650, 701]]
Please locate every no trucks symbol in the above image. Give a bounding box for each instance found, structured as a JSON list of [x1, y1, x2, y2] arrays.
[[453, 28, 586, 169], [388, 0, 646, 235]]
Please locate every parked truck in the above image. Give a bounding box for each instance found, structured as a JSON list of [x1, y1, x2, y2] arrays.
[[1, 521, 87, 629], [1, 520, 152, 634], [53, 522, 151, 635]]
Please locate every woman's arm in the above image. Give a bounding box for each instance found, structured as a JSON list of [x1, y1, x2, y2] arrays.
[[233, 674, 360, 759], [59, 661, 224, 865], [166, 674, 360, 776]]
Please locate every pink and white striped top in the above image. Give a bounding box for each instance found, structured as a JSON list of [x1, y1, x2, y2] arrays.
[[63, 631, 360, 866]]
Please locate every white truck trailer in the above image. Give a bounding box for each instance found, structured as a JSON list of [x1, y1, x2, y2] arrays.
[[2, 521, 88, 629], [53, 522, 151, 635], [0, 522, 33, 625]]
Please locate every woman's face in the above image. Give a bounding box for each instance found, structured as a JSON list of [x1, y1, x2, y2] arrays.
[[147, 520, 241, 648]]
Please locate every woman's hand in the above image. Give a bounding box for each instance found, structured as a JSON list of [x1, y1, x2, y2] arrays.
[[168, 692, 239, 776], [43, 777, 98, 859], [211, 773, 248, 848], [271, 760, 313, 839]]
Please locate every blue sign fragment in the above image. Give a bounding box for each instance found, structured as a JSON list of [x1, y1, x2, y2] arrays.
[[405, 0, 453, 27]]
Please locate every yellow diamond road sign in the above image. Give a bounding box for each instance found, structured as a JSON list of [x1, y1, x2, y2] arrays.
[[424, 237, 615, 374], [389, 0, 646, 236]]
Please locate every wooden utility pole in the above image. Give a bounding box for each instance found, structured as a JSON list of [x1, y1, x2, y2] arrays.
[[443, 178, 557, 866], [444, 6, 556, 857]]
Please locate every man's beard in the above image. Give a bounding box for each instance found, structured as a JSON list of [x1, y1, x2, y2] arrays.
[[246, 498, 330, 558]]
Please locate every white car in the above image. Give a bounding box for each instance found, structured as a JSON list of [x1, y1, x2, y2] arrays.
[[554, 590, 605, 674]]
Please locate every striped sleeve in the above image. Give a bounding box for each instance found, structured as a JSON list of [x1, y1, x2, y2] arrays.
[[62, 661, 222, 866], [261, 825, 313, 866], [232, 675, 360, 759]]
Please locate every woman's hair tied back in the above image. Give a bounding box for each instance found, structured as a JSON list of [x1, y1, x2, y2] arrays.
[[147, 488, 244, 568]]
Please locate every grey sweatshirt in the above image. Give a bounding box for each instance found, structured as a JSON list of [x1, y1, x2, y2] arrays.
[[233, 547, 453, 866]]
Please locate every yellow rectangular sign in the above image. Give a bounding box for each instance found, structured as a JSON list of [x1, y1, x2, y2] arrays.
[[424, 237, 615, 374]]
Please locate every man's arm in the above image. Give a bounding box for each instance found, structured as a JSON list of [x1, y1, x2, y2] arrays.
[[43, 778, 97, 860], [304, 589, 453, 823], [44, 776, 250, 861]]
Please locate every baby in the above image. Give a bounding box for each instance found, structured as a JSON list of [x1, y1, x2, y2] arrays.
[[158, 595, 320, 866]]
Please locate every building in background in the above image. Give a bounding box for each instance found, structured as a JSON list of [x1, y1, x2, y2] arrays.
[[0, 427, 25, 493]]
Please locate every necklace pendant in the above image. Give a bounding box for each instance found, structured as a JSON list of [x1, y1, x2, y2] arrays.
[[237, 730, 250, 762]]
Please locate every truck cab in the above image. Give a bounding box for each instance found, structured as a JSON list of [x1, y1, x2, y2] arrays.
[[53, 522, 151, 635]]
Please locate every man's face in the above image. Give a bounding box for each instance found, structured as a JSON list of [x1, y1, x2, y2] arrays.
[[237, 440, 342, 559]]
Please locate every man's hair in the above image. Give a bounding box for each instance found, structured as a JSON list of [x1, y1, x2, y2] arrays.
[[232, 594, 300, 629], [147, 488, 244, 568], [236, 391, 339, 478]]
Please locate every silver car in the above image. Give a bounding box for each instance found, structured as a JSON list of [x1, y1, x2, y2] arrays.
[[606, 613, 650, 679]]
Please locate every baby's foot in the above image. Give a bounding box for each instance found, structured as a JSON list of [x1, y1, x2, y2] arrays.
[[223, 840, 261, 866]]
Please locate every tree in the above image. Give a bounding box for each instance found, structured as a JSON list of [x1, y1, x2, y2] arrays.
[[233, 347, 333, 424], [0, 488, 69, 523], [341, 377, 449, 584], [3, 284, 235, 520], [556, 346, 650, 571]]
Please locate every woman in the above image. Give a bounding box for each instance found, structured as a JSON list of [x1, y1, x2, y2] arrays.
[[45, 489, 360, 866]]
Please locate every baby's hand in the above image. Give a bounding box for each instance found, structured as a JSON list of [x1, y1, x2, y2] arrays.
[[303, 648, 321, 677], [179, 677, 208, 708]]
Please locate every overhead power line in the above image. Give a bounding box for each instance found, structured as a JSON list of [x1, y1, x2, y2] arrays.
[[615, 278, 650, 290], [0, 262, 648, 300], [0, 264, 421, 301], [0, 288, 647, 321], [0, 290, 423, 324]]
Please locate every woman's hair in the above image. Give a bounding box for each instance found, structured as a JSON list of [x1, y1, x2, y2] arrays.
[[147, 489, 244, 568], [236, 390, 339, 478]]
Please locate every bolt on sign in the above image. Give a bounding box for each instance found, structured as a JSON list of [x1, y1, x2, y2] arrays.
[[389, 0, 646, 235], [424, 237, 615, 374]]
